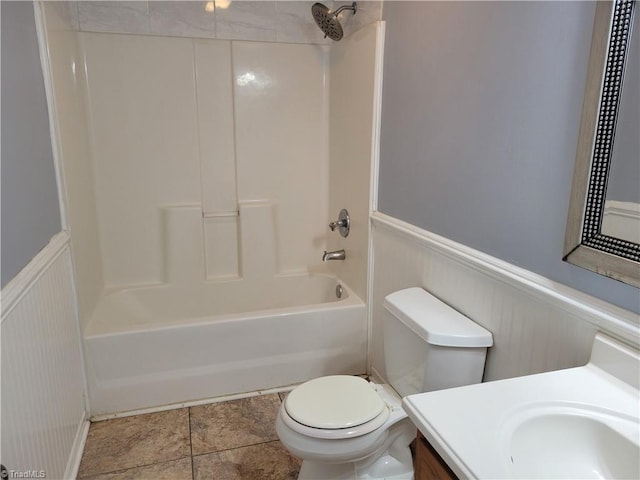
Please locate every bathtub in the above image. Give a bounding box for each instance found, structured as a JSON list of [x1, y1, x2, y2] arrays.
[[84, 274, 366, 416]]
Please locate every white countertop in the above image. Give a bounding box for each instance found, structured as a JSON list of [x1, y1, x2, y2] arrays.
[[402, 334, 640, 479]]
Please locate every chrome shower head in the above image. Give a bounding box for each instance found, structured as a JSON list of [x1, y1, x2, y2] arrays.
[[311, 2, 357, 41]]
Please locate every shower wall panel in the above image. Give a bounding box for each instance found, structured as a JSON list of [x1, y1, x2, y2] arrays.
[[195, 40, 237, 214], [82, 33, 202, 286], [204, 215, 239, 279], [327, 22, 384, 301], [193, 39, 240, 280], [233, 41, 330, 275], [42, 3, 104, 329], [81, 32, 329, 288]]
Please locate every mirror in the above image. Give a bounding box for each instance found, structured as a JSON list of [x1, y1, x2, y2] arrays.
[[603, 10, 639, 245], [564, 0, 640, 287]]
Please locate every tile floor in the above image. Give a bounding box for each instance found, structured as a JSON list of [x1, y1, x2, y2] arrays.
[[78, 393, 301, 480]]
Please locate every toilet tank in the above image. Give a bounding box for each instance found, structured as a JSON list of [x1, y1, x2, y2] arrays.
[[383, 287, 493, 398]]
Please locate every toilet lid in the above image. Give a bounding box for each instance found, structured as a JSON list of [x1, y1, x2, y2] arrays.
[[285, 376, 385, 429]]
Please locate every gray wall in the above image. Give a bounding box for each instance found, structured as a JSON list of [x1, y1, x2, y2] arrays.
[[1, 2, 62, 287], [379, 1, 639, 313]]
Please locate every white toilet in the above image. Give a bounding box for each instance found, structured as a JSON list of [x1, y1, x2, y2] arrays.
[[276, 287, 493, 480]]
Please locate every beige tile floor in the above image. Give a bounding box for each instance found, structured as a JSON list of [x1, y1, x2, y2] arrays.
[[78, 393, 300, 480]]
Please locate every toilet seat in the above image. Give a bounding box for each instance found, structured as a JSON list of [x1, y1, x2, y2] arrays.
[[282, 376, 391, 440], [276, 381, 412, 470]]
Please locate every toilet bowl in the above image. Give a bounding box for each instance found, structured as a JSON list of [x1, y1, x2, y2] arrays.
[[276, 376, 415, 480], [276, 287, 494, 480]]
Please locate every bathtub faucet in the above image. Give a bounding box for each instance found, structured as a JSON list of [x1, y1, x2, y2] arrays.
[[323, 249, 346, 261]]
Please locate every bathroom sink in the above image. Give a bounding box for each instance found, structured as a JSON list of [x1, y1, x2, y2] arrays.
[[503, 405, 639, 479], [402, 333, 640, 479]]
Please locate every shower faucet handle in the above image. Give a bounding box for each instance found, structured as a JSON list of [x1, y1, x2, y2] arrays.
[[329, 220, 346, 231], [329, 209, 350, 237]]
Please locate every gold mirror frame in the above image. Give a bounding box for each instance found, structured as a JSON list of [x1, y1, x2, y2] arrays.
[[564, 0, 639, 287]]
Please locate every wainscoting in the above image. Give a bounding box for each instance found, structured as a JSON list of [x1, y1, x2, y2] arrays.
[[602, 200, 640, 244], [1, 233, 88, 479], [370, 212, 639, 382]]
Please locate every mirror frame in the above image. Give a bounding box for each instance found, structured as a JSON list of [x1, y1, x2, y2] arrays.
[[564, 0, 640, 287]]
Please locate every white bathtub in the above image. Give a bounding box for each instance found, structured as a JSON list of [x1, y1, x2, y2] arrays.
[[84, 274, 366, 416]]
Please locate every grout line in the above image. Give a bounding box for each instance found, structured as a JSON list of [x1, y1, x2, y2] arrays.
[[188, 407, 195, 480], [79, 456, 192, 479], [81, 408, 195, 478], [83, 395, 291, 478], [191, 438, 282, 459]]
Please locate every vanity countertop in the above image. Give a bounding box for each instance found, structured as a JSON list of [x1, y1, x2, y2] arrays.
[[402, 334, 640, 479]]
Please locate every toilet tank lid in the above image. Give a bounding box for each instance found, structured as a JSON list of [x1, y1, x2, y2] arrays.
[[384, 288, 493, 347]]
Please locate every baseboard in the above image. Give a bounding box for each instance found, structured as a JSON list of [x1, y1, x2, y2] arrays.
[[64, 417, 90, 479]]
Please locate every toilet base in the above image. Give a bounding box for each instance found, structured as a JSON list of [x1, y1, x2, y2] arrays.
[[298, 450, 414, 480], [296, 418, 415, 480], [298, 461, 356, 480]]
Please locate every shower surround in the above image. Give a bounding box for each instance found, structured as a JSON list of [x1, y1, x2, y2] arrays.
[[42, 2, 383, 414], [82, 33, 329, 286]]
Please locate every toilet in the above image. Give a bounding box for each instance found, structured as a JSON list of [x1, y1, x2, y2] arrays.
[[276, 287, 493, 480]]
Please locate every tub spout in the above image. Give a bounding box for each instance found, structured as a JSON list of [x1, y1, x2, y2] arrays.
[[323, 249, 346, 261]]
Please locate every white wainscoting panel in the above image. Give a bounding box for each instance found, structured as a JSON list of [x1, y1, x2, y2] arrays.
[[370, 213, 639, 383], [1, 233, 88, 479]]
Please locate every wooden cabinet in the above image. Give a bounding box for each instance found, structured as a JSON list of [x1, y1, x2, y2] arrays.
[[414, 431, 458, 480]]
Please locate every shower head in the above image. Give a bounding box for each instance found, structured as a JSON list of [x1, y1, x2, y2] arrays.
[[311, 2, 357, 41]]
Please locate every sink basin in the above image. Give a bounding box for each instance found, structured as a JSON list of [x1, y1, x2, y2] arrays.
[[402, 333, 640, 479], [504, 406, 640, 479]]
